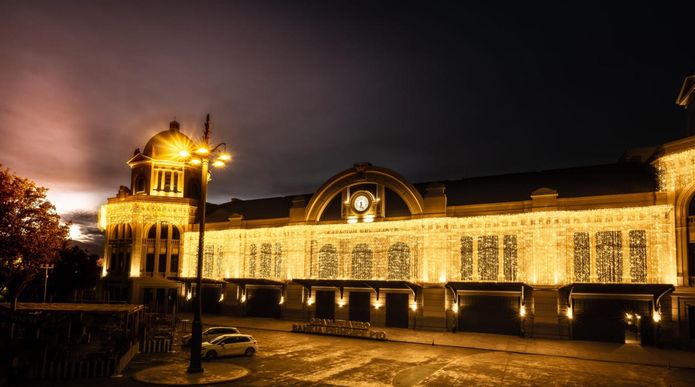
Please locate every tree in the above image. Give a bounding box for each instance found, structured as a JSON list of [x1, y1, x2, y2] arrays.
[[0, 165, 68, 311]]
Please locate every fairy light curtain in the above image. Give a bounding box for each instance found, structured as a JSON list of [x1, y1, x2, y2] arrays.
[[387, 242, 410, 280], [178, 205, 675, 285]]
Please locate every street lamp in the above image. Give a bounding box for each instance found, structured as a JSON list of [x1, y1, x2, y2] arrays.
[[40, 263, 54, 303], [180, 114, 231, 374]]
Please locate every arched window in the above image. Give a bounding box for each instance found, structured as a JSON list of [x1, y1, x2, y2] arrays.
[[147, 225, 157, 239], [160, 224, 169, 240], [388, 242, 410, 280], [109, 223, 132, 276], [171, 226, 180, 240], [351, 244, 373, 279], [318, 244, 338, 279]]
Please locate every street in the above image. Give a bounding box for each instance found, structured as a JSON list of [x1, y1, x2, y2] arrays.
[[27, 326, 695, 386]]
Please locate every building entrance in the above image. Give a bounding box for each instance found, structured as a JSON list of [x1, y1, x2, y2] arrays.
[[385, 293, 409, 328], [349, 292, 371, 322], [458, 295, 520, 335], [246, 287, 281, 318], [571, 299, 653, 344], [315, 290, 335, 320]]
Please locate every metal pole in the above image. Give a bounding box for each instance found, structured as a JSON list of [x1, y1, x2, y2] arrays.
[[41, 264, 54, 303], [188, 116, 210, 374]]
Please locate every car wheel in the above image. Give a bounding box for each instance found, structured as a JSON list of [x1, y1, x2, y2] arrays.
[[245, 347, 255, 357], [205, 351, 217, 360]]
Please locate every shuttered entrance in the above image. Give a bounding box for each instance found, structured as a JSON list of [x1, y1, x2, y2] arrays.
[[246, 287, 281, 318], [385, 293, 409, 328], [201, 286, 222, 314], [458, 295, 520, 335], [571, 299, 652, 343], [349, 292, 371, 322], [315, 290, 335, 320]]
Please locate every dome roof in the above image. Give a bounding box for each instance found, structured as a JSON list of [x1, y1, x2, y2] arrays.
[[142, 121, 194, 160]]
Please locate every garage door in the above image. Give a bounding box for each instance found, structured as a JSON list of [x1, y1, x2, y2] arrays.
[[458, 295, 520, 335], [315, 290, 335, 320], [246, 287, 281, 318], [571, 299, 651, 343], [386, 293, 409, 328], [201, 286, 222, 314], [349, 292, 371, 322]]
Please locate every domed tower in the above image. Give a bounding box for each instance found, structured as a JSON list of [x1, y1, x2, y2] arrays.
[[99, 120, 199, 305], [127, 120, 202, 199]]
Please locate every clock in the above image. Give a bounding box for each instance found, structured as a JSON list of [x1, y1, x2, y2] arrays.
[[352, 193, 371, 213]]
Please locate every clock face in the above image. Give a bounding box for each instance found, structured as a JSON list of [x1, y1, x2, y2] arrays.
[[352, 194, 371, 212]]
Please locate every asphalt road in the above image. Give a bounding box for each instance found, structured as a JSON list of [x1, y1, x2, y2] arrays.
[[26, 328, 695, 386]]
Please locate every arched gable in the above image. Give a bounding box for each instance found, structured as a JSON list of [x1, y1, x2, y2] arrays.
[[304, 163, 425, 222]]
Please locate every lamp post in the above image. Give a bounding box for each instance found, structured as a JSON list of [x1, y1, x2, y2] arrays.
[[180, 114, 230, 374], [40, 263, 54, 303]]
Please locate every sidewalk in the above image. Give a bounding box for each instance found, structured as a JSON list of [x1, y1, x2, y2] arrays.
[[185, 314, 695, 370]]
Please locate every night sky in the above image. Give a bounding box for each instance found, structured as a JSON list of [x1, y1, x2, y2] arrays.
[[1, 1, 693, 252]]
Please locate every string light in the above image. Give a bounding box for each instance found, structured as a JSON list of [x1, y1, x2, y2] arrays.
[[100, 201, 194, 226], [654, 147, 695, 192], [478, 235, 498, 281], [172, 205, 675, 286], [460, 237, 473, 280]]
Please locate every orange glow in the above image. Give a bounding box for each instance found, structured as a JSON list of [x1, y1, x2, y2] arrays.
[[190, 158, 201, 165], [218, 153, 231, 161], [212, 160, 225, 168], [178, 149, 190, 158], [195, 147, 209, 155]]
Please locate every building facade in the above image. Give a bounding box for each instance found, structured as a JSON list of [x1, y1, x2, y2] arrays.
[[99, 76, 695, 346]]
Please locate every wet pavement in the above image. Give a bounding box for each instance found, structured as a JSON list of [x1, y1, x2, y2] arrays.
[[23, 315, 695, 386]]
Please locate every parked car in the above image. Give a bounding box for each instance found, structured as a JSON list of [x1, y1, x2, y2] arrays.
[[181, 326, 240, 346], [201, 334, 258, 360]]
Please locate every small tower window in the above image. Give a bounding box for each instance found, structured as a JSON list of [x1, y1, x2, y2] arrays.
[[134, 175, 146, 193]]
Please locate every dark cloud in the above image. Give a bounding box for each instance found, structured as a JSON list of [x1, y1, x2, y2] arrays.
[[0, 1, 694, 215]]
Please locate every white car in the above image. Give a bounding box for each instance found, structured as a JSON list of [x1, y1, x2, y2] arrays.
[[181, 326, 240, 346], [201, 334, 258, 360]]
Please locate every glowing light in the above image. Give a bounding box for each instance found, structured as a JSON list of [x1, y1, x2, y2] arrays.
[[101, 201, 194, 225], [636, 314, 641, 320], [173, 205, 675, 285], [186, 291, 192, 301], [519, 305, 526, 317], [98, 206, 107, 230], [653, 310, 662, 323], [307, 297, 314, 306], [195, 147, 209, 155], [410, 302, 418, 311], [452, 303, 459, 313], [567, 307, 573, 319], [373, 300, 382, 309], [625, 313, 632, 320], [219, 293, 225, 302], [338, 298, 345, 308], [190, 158, 201, 165], [212, 160, 225, 168], [178, 149, 190, 158], [218, 153, 231, 161], [279, 296, 285, 305], [347, 217, 358, 224], [240, 294, 247, 303], [68, 224, 82, 240], [654, 147, 695, 192], [364, 215, 375, 223]]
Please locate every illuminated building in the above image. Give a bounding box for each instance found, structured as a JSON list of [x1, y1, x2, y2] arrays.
[[99, 75, 695, 346]]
